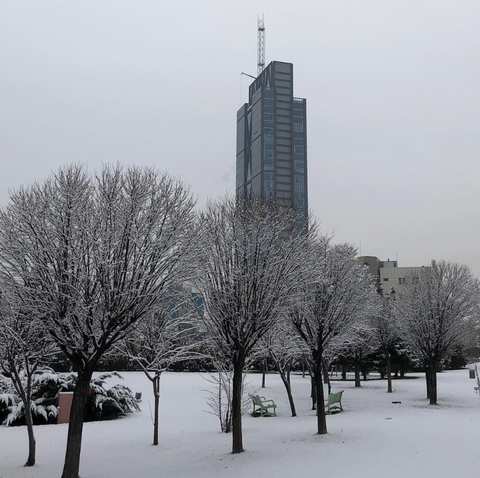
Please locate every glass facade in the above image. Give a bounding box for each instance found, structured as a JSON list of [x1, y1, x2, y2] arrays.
[[263, 89, 275, 199], [236, 61, 308, 230], [293, 98, 307, 230]]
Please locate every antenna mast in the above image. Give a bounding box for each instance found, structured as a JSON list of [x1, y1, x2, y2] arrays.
[[257, 14, 265, 76]]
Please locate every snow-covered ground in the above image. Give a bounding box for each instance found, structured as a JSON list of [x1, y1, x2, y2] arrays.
[[1, 369, 479, 478]]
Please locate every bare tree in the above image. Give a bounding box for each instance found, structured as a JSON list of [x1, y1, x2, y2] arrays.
[[0, 164, 196, 478], [257, 319, 306, 417], [0, 290, 57, 466], [395, 260, 479, 405], [118, 296, 205, 445], [369, 294, 398, 392], [340, 326, 375, 388], [203, 351, 253, 433], [195, 197, 313, 453], [292, 242, 376, 435]]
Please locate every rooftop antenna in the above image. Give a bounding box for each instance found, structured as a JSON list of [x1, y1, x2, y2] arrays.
[[241, 72, 256, 80], [257, 14, 266, 76]]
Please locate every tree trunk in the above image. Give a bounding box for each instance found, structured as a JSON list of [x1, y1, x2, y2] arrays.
[[425, 368, 431, 400], [24, 396, 36, 466], [11, 367, 36, 467], [224, 413, 232, 433], [286, 360, 291, 386], [428, 364, 437, 405], [386, 350, 392, 393], [61, 370, 93, 478], [277, 365, 296, 417], [314, 363, 327, 435], [354, 358, 361, 388], [310, 375, 316, 410], [302, 355, 306, 378], [341, 363, 347, 381], [323, 362, 329, 384], [322, 361, 331, 395], [231, 360, 244, 454], [261, 358, 267, 388], [152, 373, 161, 446]]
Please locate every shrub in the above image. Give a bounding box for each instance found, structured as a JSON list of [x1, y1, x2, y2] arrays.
[[0, 370, 139, 426]]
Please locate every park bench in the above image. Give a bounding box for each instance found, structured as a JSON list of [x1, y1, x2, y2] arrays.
[[250, 394, 277, 417], [324, 390, 344, 414]]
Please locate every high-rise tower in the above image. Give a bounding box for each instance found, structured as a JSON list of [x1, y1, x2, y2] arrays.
[[236, 61, 307, 230]]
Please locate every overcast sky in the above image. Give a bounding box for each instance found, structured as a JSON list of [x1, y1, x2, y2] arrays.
[[1, 0, 479, 275]]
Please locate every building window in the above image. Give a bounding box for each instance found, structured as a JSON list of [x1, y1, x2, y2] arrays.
[[294, 160, 305, 173], [398, 278, 406, 284], [383, 278, 389, 282], [295, 179, 305, 193]]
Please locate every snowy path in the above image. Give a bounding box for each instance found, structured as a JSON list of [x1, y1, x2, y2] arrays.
[[1, 370, 479, 478]]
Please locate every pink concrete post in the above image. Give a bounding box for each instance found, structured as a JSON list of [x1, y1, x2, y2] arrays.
[[57, 392, 74, 424]]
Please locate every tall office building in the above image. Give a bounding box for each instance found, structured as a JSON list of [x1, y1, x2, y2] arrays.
[[236, 61, 307, 230]]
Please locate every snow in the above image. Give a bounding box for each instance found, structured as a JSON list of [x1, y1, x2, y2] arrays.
[[1, 369, 480, 478]]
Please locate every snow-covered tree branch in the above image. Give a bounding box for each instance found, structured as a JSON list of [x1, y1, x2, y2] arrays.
[[394, 260, 479, 404], [369, 293, 399, 392], [117, 293, 206, 445], [0, 289, 57, 466], [202, 350, 253, 434], [257, 319, 307, 417], [291, 241, 377, 434], [194, 196, 314, 453], [0, 164, 197, 478]]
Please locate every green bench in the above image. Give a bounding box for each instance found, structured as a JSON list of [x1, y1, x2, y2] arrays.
[[325, 390, 344, 414], [250, 394, 277, 417], [315, 390, 344, 414]]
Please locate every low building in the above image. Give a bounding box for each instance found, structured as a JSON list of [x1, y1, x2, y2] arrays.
[[358, 256, 428, 295]]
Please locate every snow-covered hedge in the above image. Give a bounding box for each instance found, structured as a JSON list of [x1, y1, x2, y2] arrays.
[[0, 370, 140, 427]]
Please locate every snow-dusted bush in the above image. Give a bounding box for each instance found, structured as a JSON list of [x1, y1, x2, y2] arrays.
[[203, 356, 253, 433], [0, 374, 15, 393], [107, 384, 140, 413], [0, 392, 17, 425], [0, 370, 139, 426]]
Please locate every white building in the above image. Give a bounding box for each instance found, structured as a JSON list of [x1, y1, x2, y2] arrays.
[[358, 256, 429, 294], [380, 264, 427, 294]]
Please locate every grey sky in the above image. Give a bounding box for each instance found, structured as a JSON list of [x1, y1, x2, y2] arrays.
[[1, 0, 479, 275]]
